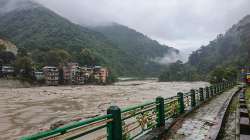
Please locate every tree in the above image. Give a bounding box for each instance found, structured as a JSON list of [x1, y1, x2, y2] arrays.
[[0, 44, 6, 52], [209, 67, 238, 83], [77, 48, 97, 66], [17, 47, 28, 57], [0, 51, 16, 64], [106, 68, 118, 84], [14, 56, 34, 80], [45, 49, 71, 66], [159, 61, 201, 82]]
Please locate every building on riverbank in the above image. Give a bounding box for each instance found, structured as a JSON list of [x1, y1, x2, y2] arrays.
[[31, 64, 109, 85], [34, 72, 44, 81], [62, 63, 109, 85], [63, 63, 85, 85], [43, 66, 59, 86], [0, 66, 14, 77]]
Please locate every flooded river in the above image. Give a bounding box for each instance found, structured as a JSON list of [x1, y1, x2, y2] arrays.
[[0, 80, 209, 139]]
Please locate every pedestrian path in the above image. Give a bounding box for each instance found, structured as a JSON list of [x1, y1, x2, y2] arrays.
[[166, 87, 239, 140]]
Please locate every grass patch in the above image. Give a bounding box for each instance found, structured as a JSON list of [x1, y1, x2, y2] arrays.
[[228, 96, 237, 113], [245, 87, 250, 112]]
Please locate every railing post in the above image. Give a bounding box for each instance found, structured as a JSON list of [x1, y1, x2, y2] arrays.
[[177, 92, 184, 114], [217, 84, 220, 93], [190, 89, 196, 108], [219, 84, 222, 93], [222, 83, 224, 91], [214, 85, 217, 94], [156, 96, 165, 127], [210, 86, 213, 97], [213, 85, 217, 95], [205, 86, 210, 99], [107, 106, 122, 140], [199, 88, 204, 102]]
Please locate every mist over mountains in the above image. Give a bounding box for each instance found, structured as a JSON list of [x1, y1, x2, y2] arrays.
[[2, 0, 249, 79], [0, 0, 180, 77], [0, 0, 40, 14], [188, 15, 250, 74]]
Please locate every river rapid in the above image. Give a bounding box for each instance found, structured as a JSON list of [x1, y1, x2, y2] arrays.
[[0, 80, 209, 139]]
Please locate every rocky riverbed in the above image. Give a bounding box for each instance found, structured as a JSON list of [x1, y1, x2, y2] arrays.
[[0, 80, 209, 139]]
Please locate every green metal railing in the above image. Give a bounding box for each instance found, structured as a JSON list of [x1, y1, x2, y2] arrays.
[[121, 101, 158, 139], [20, 81, 236, 140]]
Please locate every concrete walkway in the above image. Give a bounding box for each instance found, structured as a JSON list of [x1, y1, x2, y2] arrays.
[[166, 87, 238, 140]]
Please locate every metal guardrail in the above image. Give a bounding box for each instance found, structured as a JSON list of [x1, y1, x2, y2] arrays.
[[20, 81, 236, 140], [20, 114, 113, 140]]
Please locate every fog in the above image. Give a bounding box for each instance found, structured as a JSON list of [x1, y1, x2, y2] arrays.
[[34, 0, 250, 52], [1, 0, 250, 59], [0, 0, 39, 14]]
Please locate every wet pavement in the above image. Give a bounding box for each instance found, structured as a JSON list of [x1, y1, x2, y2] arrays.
[[167, 87, 238, 140], [0, 80, 208, 140], [220, 93, 237, 140]]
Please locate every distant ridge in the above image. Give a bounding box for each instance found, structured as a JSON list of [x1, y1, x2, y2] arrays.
[[0, 0, 178, 76], [91, 23, 179, 76], [188, 15, 250, 74]]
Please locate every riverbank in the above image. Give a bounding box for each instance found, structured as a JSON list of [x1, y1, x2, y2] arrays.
[[0, 80, 209, 139], [0, 79, 31, 88]]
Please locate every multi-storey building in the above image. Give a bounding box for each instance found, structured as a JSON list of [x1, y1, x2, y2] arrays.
[[43, 66, 59, 86], [63, 63, 85, 85], [1, 66, 14, 77]]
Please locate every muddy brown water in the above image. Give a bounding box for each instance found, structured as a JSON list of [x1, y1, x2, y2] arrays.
[[0, 80, 209, 139]]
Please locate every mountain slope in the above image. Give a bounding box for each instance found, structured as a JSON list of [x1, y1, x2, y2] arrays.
[[188, 15, 250, 75], [0, 0, 178, 76], [91, 23, 179, 76], [91, 23, 178, 60], [0, 0, 133, 75]]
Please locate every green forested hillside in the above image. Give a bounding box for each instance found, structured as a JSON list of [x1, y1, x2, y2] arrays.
[[0, 1, 126, 74], [91, 23, 178, 60], [188, 15, 250, 74], [159, 15, 250, 82], [91, 23, 179, 76], [0, 0, 178, 76]]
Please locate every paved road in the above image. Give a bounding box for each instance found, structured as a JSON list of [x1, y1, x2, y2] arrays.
[[166, 87, 238, 140]]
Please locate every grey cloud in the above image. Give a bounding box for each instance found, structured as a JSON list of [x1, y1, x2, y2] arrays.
[[30, 0, 250, 50]]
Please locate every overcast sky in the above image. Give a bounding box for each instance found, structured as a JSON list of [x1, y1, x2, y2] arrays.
[[35, 0, 250, 53]]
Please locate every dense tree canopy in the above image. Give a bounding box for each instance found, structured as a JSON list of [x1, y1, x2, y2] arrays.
[[159, 15, 250, 82], [0, 2, 178, 77], [159, 61, 201, 82], [209, 67, 237, 83], [0, 51, 16, 65]]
